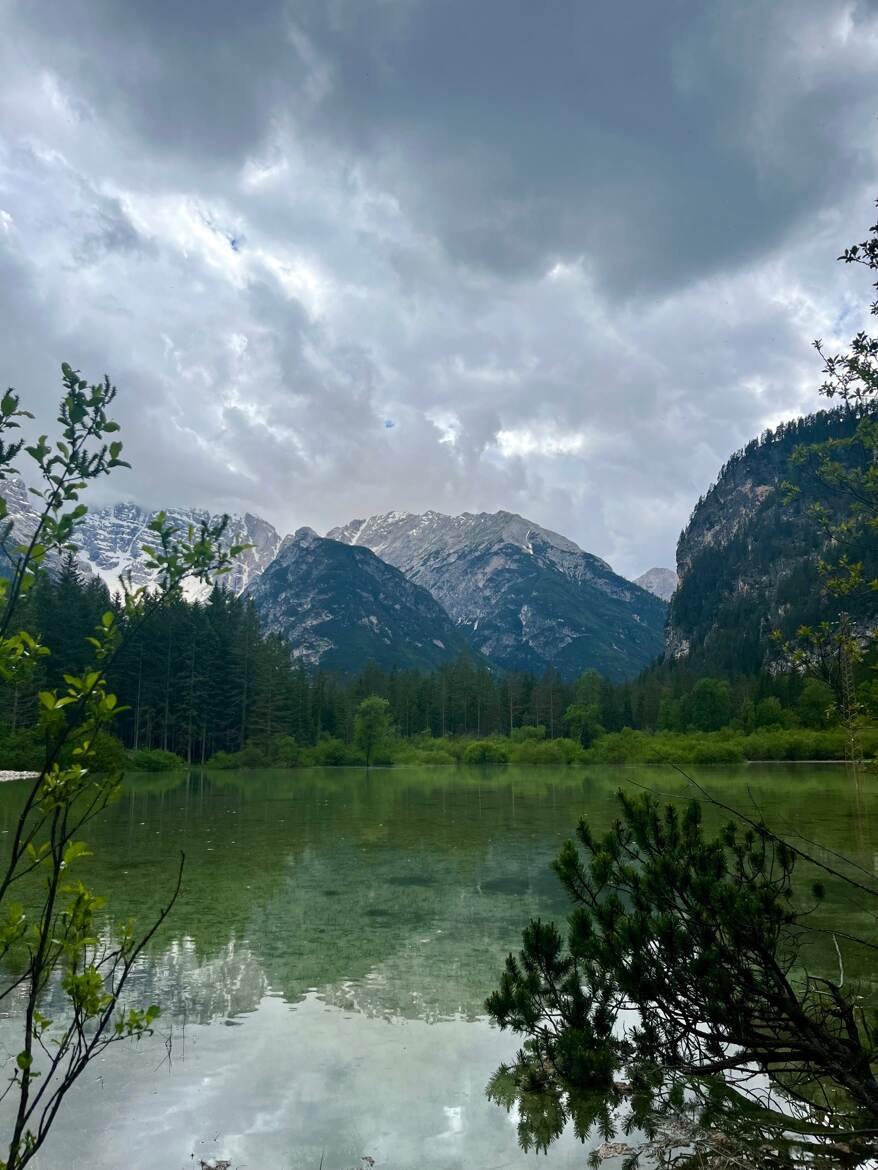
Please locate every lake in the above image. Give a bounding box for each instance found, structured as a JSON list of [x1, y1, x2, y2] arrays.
[[0, 764, 873, 1170]]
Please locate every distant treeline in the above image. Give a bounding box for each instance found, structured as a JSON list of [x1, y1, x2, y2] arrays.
[[1, 556, 875, 771]]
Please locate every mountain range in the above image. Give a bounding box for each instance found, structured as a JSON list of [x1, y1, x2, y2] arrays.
[[0, 482, 282, 599], [4, 406, 871, 681], [328, 510, 666, 679], [1, 481, 670, 679], [245, 527, 471, 673]]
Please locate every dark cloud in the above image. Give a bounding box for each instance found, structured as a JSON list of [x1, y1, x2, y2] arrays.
[[0, 0, 875, 575], [8, 0, 303, 167], [288, 0, 878, 289]]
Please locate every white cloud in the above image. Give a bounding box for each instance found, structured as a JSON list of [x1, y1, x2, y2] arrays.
[[494, 428, 592, 458]]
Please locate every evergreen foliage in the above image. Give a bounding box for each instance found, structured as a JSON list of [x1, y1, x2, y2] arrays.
[[669, 406, 877, 674], [1, 558, 873, 769], [486, 788, 878, 1166], [485, 201, 878, 1168]]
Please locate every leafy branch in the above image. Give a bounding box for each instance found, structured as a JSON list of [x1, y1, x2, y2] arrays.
[[0, 364, 245, 1170]]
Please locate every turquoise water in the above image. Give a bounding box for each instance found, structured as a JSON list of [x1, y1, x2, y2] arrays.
[[0, 764, 872, 1169]]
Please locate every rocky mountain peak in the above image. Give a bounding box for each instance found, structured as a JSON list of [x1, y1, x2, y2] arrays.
[[634, 567, 678, 601], [328, 507, 666, 680], [246, 527, 470, 673], [327, 508, 609, 573], [0, 481, 284, 598]]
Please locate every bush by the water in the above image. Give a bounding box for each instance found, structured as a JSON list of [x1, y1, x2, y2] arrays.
[[127, 748, 186, 771], [99, 713, 878, 775], [205, 735, 372, 769], [579, 726, 878, 765], [0, 727, 43, 771], [463, 739, 509, 764]]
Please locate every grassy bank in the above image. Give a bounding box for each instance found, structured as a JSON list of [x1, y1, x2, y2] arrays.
[[125, 725, 878, 771], [3, 725, 875, 775]]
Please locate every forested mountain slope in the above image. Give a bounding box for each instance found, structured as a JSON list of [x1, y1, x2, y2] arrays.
[[329, 509, 666, 680], [246, 527, 471, 673], [667, 408, 877, 673]]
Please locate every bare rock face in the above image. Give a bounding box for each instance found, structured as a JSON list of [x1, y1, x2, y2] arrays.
[[1, 479, 65, 577], [0, 481, 282, 598], [76, 503, 283, 598], [328, 510, 666, 681], [634, 567, 678, 601], [245, 527, 470, 673]]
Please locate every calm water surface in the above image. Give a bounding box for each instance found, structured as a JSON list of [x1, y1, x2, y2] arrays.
[[0, 764, 873, 1170]]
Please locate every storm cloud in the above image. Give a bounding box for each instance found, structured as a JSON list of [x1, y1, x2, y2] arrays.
[[0, 0, 876, 575]]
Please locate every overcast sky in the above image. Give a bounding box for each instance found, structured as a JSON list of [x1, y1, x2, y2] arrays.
[[1, 0, 876, 577]]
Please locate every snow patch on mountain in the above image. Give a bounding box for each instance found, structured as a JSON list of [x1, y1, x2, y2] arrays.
[[0, 481, 283, 598]]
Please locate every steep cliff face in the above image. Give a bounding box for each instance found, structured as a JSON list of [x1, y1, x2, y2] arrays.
[[76, 503, 282, 598], [0, 479, 46, 576], [329, 510, 666, 680], [667, 408, 875, 671], [246, 528, 471, 673]]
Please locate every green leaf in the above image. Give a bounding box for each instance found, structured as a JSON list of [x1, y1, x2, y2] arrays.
[[63, 841, 93, 867]]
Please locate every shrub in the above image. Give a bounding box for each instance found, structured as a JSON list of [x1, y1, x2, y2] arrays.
[[310, 737, 363, 766], [511, 725, 546, 743], [437, 737, 469, 762], [205, 741, 278, 769], [463, 740, 509, 764], [583, 729, 642, 764], [407, 735, 468, 762], [416, 749, 456, 765], [205, 750, 242, 770], [691, 740, 744, 765], [235, 741, 273, 768], [509, 738, 583, 765], [82, 731, 127, 774], [127, 748, 186, 772], [272, 735, 301, 767], [579, 727, 867, 765]]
